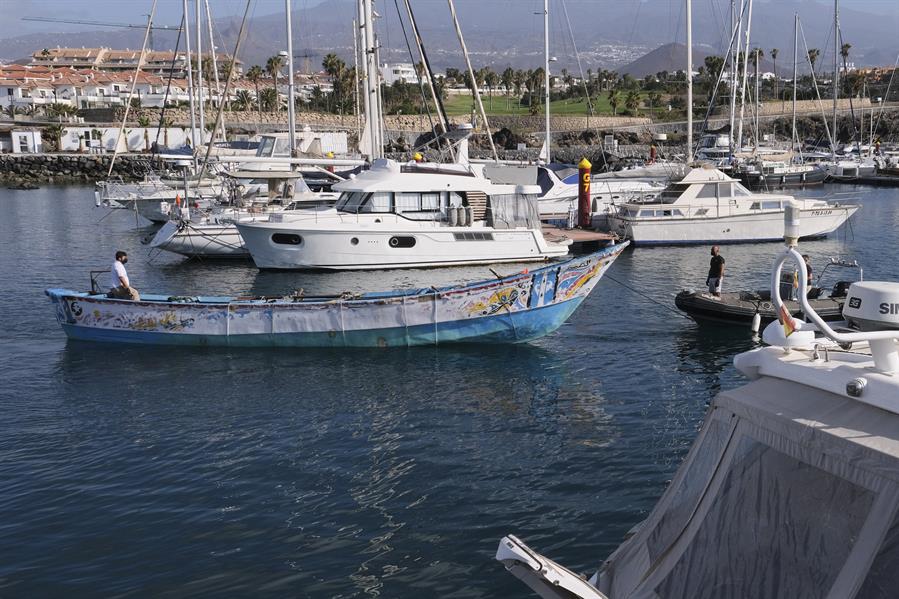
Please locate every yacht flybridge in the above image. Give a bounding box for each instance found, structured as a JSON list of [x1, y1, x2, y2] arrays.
[[236, 158, 571, 270], [608, 166, 859, 245], [497, 206, 899, 599]]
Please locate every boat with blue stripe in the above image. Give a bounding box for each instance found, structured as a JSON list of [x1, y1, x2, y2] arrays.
[[45, 242, 628, 347]]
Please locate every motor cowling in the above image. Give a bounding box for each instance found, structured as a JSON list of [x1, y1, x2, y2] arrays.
[[842, 282, 899, 331]]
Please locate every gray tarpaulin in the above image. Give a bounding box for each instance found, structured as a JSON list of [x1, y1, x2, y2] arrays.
[[595, 376, 899, 599]]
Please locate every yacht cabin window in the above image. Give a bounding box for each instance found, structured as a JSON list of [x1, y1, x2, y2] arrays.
[[273, 137, 291, 156], [256, 136, 276, 157], [365, 192, 392, 213], [761, 201, 782, 210], [336, 191, 450, 219], [695, 184, 718, 199]]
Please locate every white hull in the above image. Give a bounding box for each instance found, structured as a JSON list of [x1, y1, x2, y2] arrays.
[[238, 220, 568, 270], [611, 206, 858, 245], [150, 220, 248, 257]]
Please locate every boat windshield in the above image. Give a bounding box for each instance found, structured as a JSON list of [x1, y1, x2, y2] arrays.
[[335, 192, 369, 213], [255, 136, 276, 157], [660, 183, 691, 201]]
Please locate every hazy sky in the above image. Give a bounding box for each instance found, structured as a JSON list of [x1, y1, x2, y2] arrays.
[[1, 0, 896, 40]]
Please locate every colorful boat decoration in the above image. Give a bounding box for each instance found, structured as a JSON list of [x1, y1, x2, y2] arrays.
[[46, 243, 629, 347]]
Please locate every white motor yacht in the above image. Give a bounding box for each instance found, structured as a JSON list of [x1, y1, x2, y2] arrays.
[[236, 158, 571, 270], [608, 166, 859, 245], [497, 210, 899, 599]]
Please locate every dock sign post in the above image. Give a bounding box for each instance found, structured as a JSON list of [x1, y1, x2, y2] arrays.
[[578, 157, 591, 228]]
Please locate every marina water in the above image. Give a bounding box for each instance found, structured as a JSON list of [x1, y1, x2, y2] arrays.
[[2, 184, 897, 596]]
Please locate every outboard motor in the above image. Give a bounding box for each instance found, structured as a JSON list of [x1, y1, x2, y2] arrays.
[[842, 282, 899, 332]]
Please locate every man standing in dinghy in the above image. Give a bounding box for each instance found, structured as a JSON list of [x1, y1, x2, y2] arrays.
[[109, 251, 140, 301], [707, 246, 725, 298]]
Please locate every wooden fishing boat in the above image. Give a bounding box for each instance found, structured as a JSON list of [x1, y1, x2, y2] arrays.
[[45, 243, 628, 347]]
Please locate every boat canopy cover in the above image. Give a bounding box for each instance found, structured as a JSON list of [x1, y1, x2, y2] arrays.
[[595, 372, 899, 599]]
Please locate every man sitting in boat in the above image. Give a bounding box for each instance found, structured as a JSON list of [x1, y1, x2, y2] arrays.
[[108, 251, 140, 301], [707, 246, 725, 298]]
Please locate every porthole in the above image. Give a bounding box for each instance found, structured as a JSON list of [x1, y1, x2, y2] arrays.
[[272, 233, 302, 245], [388, 236, 416, 248], [350, 237, 359, 245]]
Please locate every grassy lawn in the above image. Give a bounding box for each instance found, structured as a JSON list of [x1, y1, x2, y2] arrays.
[[440, 92, 668, 118]]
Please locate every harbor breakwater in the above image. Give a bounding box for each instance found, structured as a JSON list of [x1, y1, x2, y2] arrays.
[[0, 154, 155, 185]]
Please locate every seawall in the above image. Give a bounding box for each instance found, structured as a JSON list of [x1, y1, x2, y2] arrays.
[[0, 154, 158, 185]]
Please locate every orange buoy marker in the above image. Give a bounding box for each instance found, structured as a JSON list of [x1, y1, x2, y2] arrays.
[[578, 157, 591, 228]]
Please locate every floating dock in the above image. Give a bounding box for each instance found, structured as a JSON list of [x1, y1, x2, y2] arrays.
[[542, 225, 618, 245]]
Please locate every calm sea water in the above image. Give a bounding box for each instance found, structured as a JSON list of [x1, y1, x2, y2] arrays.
[[1, 183, 896, 596]]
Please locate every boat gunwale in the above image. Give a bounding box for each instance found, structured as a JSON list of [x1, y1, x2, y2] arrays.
[[46, 242, 629, 309]]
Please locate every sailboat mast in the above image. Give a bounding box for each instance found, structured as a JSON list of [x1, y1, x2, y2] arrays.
[[362, 0, 382, 159], [686, 0, 692, 160], [196, 0, 205, 141], [792, 14, 798, 153], [736, 0, 754, 152], [754, 49, 759, 150], [728, 0, 739, 155], [832, 0, 839, 157], [182, 0, 198, 151], [286, 0, 297, 162], [544, 0, 551, 164], [446, 0, 498, 162], [352, 18, 362, 143]]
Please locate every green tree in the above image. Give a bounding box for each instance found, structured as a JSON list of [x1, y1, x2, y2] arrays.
[[807, 48, 820, 76], [770, 48, 779, 100], [625, 90, 640, 115], [44, 124, 65, 152], [233, 89, 253, 111], [265, 55, 284, 112], [608, 90, 620, 116], [259, 87, 279, 112], [501, 67, 514, 109], [246, 65, 264, 113]]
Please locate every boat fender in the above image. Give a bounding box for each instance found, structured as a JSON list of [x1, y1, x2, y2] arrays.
[[751, 311, 761, 334]]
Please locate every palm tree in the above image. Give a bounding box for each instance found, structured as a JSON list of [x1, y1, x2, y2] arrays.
[[513, 69, 525, 108], [44, 124, 64, 152], [501, 67, 514, 109], [322, 53, 346, 113], [234, 89, 253, 111], [485, 70, 499, 110], [246, 65, 264, 113], [625, 90, 640, 115], [770, 48, 779, 101], [840, 43, 852, 93], [807, 48, 820, 76], [4, 105, 20, 119], [259, 87, 279, 112], [608, 90, 620, 116], [265, 54, 284, 112]]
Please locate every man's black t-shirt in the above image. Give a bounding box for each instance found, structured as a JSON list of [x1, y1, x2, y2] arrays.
[[708, 255, 725, 278]]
